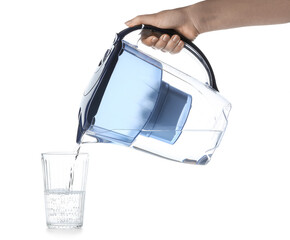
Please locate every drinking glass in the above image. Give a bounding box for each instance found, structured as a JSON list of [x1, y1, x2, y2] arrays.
[[41, 152, 89, 229]]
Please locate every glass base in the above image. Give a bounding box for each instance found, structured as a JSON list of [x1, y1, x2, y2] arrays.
[[47, 223, 83, 229]]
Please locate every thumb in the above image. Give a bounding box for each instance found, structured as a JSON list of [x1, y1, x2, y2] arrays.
[[125, 14, 156, 27]]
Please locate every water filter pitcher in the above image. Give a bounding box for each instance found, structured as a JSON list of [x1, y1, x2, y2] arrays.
[[76, 25, 231, 164]]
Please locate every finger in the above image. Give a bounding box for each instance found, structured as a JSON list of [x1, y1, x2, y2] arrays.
[[140, 29, 162, 39], [141, 35, 159, 47], [125, 14, 156, 27], [162, 35, 181, 53], [153, 34, 170, 50], [170, 40, 184, 54], [140, 29, 162, 45]]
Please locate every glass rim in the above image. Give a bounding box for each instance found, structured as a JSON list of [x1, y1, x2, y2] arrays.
[[41, 152, 89, 157]]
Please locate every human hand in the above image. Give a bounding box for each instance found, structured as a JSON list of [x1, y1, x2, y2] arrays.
[[125, 7, 199, 54], [126, 0, 290, 54]]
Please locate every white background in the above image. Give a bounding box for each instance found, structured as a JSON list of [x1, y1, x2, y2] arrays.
[[1, 0, 290, 239]]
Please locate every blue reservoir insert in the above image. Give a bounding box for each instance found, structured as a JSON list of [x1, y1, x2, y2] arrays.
[[89, 41, 192, 145]]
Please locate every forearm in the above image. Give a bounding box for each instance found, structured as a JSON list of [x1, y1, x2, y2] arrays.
[[188, 0, 290, 34]]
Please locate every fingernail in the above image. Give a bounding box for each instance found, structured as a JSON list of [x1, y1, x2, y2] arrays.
[[152, 37, 158, 43], [162, 34, 170, 42], [172, 35, 179, 43], [178, 41, 184, 48], [125, 20, 132, 26]]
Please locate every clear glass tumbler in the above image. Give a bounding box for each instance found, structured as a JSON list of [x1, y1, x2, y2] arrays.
[[41, 152, 89, 229]]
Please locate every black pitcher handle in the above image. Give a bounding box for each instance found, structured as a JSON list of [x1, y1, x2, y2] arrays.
[[116, 24, 218, 92]]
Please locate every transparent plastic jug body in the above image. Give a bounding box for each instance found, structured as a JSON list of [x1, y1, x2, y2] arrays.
[[77, 25, 231, 164]]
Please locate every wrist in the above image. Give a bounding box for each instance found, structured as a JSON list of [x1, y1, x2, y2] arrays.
[[186, 2, 217, 35]]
